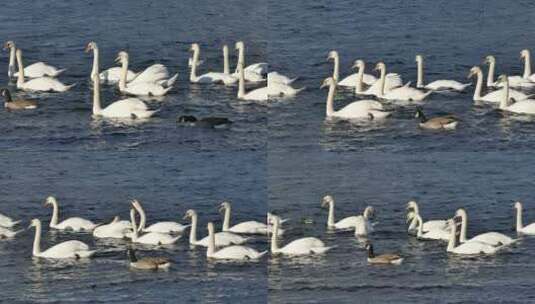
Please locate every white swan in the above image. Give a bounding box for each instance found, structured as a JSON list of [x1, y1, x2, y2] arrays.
[[129, 209, 180, 245], [455, 208, 514, 246], [521, 49, 535, 82], [406, 200, 448, 233], [270, 214, 331, 256], [45, 196, 97, 232], [0, 226, 22, 239], [468, 66, 530, 103], [15, 49, 75, 92], [116, 51, 174, 96], [514, 201, 535, 235], [92, 216, 132, 239], [321, 195, 374, 235], [328, 51, 377, 87], [85, 41, 137, 84], [496, 74, 535, 115], [131, 200, 188, 234], [0, 212, 20, 228], [415, 54, 470, 91], [232, 41, 266, 82], [446, 219, 501, 255], [267, 77, 305, 97], [485, 55, 535, 88], [352, 60, 403, 96], [268, 71, 296, 85], [189, 44, 237, 85], [219, 201, 281, 236], [184, 209, 248, 247], [321, 77, 391, 120], [237, 61, 268, 101], [29, 218, 95, 259], [90, 58, 157, 119], [206, 222, 266, 261], [375, 62, 431, 101], [4, 41, 65, 79], [415, 214, 450, 241]]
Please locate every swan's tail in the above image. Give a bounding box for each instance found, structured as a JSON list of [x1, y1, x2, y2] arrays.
[[254, 250, 269, 259], [10, 229, 24, 237], [76, 250, 96, 259], [312, 246, 335, 254], [162, 73, 179, 87], [459, 83, 472, 90], [293, 86, 306, 95], [403, 81, 412, 88], [64, 83, 77, 91], [420, 90, 433, 101], [286, 77, 298, 84], [52, 69, 67, 77], [10, 220, 21, 227]]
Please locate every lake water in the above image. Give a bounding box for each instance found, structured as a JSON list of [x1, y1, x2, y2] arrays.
[[2, 0, 535, 303]]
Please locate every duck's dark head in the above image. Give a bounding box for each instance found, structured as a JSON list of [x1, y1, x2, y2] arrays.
[[0, 88, 11, 102], [365, 242, 374, 257], [414, 107, 426, 121], [127, 248, 137, 262]]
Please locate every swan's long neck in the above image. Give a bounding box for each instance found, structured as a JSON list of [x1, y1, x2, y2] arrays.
[[499, 78, 510, 109], [32, 221, 42, 256], [189, 214, 198, 244], [238, 63, 246, 99], [222, 207, 231, 231], [416, 60, 424, 88], [207, 226, 215, 257], [92, 66, 102, 115], [327, 202, 335, 227], [235, 46, 245, 74], [447, 222, 457, 252], [416, 215, 423, 237], [459, 213, 468, 243], [332, 55, 339, 82], [91, 47, 100, 80], [8, 46, 16, 78], [379, 67, 386, 96], [473, 71, 483, 101], [130, 210, 138, 241], [50, 201, 59, 227], [223, 46, 230, 75], [523, 52, 532, 79], [325, 82, 336, 117], [16, 51, 25, 86], [119, 57, 128, 91], [136, 204, 146, 232], [516, 205, 523, 231], [270, 218, 279, 253], [355, 64, 364, 94], [190, 48, 199, 82], [487, 61, 496, 87]]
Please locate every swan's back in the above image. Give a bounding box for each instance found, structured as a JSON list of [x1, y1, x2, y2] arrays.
[[470, 232, 513, 246], [281, 237, 325, 254], [213, 245, 264, 260], [131, 64, 170, 84], [506, 99, 535, 114], [229, 221, 267, 233], [137, 232, 179, 245], [453, 240, 497, 255], [42, 240, 90, 258], [244, 87, 269, 101], [102, 98, 148, 117], [145, 221, 187, 233], [22, 77, 68, 91], [335, 99, 384, 118]]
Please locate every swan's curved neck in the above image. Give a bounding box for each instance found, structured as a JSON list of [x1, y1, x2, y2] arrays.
[[119, 57, 129, 91], [327, 202, 335, 227], [524, 53, 532, 79], [135, 204, 146, 232], [447, 222, 457, 252], [32, 221, 42, 256], [8, 46, 16, 78], [416, 216, 423, 237], [238, 63, 246, 99], [92, 66, 102, 115], [416, 60, 424, 88], [235, 46, 245, 74], [207, 226, 215, 256], [270, 219, 279, 253], [325, 82, 336, 117], [487, 61, 496, 87], [190, 48, 199, 82], [408, 215, 418, 231], [130, 210, 139, 241], [379, 67, 386, 96], [516, 205, 523, 231], [223, 47, 230, 75], [189, 214, 198, 244], [500, 78, 510, 109], [91, 47, 100, 80], [332, 55, 339, 82], [16, 51, 25, 86], [459, 213, 468, 243], [50, 201, 59, 227], [222, 207, 231, 231], [473, 71, 483, 101], [355, 64, 364, 94]]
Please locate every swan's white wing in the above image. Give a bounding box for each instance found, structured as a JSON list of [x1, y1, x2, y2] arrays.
[[130, 64, 170, 84], [334, 100, 385, 119], [15, 62, 62, 78], [244, 87, 269, 101], [452, 241, 498, 255], [136, 232, 180, 245], [21, 77, 73, 92], [334, 216, 361, 229], [506, 99, 535, 115], [101, 98, 156, 118], [469, 232, 513, 246], [56, 217, 96, 231], [483, 89, 528, 103], [41, 240, 91, 258], [244, 63, 268, 75], [212, 246, 265, 260], [122, 82, 170, 97], [228, 221, 267, 234], [145, 222, 188, 233], [268, 72, 295, 85], [100, 67, 137, 83], [520, 223, 535, 234], [425, 80, 469, 91], [281, 237, 326, 255]]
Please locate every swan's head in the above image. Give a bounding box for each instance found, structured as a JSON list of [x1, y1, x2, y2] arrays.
[[374, 62, 385, 72], [364, 242, 373, 253], [454, 208, 467, 219], [183, 209, 196, 220], [235, 41, 244, 50], [218, 201, 231, 213], [321, 195, 334, 208], [3, 41, 14, 50], [484, 55, 496, 64], [467, 66, 481, 79], [364, 206, 375, 219], [190, 43, 200, 52], [130, 199, 141, 208], [415, 54, 423, 62], [267, 212, 280, 225], [497, 74, 508, 84], [327, 50, 338, 61], [351, 59, 365, 70], [414, 107, 424, 119], [207, 222, 215, 232], [514, 201, 522, 210], [320, 77, 335, 89], [0, 88, 10, 99], [223, 44, 228, 53], [85, 41, 97, 53], [29, 218, 40, 229], [44, 196, 57, 207], [406, 200, 418, 211], [521, 49, 530, 59], [406, 210, 416, 223], [115, 51, 128, 63]]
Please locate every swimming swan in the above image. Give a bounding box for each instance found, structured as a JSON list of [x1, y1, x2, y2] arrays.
[[352, 60, 403, 96], [270, 214, 331, 256], [92, 216, 132, 239], [4, 41, 65, 79], [189, 43, 237, 85], [496, 74, 535, 115], [514, 201, 535, 235], [29, 218, 95, 259], [485, 55, 535, 88], [375, 62, 431, 101], [85, 41, 137, 84], [206, 222, 266, 261], [268, 71, 297, 85], [321, 195, 374, 235], [232, 41, 265, 82], [406, 200, 448, 233], [455, 208, 514, 246], [15, 49, 75, 92], [131, 199, 189, 234], [321, 77, 391, 120], [237, 61, 268, 101], [219, 201, 281, 236], [467, 66, 530, 103], [415, 214, 450, 241], [183, 209, 249, 247], [90, 57, 157, 119], [45, 196, 97, 232], [520, 49, 535, 82], [129, 209, 180, 245], [116, 51, 174, 96], [327, 51, 377, 87], [415, 54, 470, 91], [446, 219, 502, 255]]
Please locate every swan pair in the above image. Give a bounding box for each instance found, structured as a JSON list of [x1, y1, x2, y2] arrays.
[[4, 41, 65, 79], [495, 75, 535, 115], [270, 214, 331, 256], [374, 62, 431, 102], [128, 208, 180, 245], [233, 41, 266, 82], [183, 209, 249, 247], [189, 43, 237, 85], [406, 200, 450, 240], [321, 195, 374, 236], [485, 55, 535, 89], [131, 200, 189, 234], [219, 201, 283, 236], [321, 77, 391, 120], [85, 41, 137, 84], [468, 66, 531, 103], [87, 44, 157, 119], [206, 222, 266, 261]]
